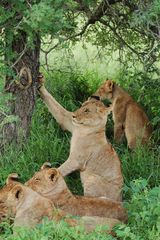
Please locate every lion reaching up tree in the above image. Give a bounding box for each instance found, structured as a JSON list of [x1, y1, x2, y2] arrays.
[[93, 80, 152, 149], [37, 75, 123, 201]]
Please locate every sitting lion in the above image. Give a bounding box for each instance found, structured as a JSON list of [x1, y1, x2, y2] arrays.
[[26, 163, 127, 222], [38, 76, 123, 201], [93, 80, 152, 149], [2, 174, 121, 233]]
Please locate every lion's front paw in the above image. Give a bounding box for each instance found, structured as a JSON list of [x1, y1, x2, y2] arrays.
[[37, 73, 45, 89]]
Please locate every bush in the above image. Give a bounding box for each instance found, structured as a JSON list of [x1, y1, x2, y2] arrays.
[[115, 179, 160, 240], [0, 220, 115, 240]]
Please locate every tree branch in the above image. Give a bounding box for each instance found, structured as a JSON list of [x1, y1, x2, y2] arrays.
[[88, 0, 121, 24], [41, 0, 122, 69], [74, 0, 92, 17], [11, 45, 27, 68], [99, 19, 143, 58]]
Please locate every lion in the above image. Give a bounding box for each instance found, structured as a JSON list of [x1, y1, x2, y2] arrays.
[[3, 174, 121, 233], [93, 80, 152, 149], [26, 163, 127, 222], [38, 76, 123, 201]]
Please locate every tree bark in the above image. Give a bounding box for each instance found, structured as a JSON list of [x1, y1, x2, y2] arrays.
[[0, 30, 41, 150]]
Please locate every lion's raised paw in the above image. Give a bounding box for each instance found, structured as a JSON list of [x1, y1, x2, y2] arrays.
[[37, 73, 45, 89]]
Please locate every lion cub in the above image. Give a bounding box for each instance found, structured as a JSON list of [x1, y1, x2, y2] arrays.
[[93, 80, 152, 149], [38, 77, 123, 201], [26, 163, 127, 222]]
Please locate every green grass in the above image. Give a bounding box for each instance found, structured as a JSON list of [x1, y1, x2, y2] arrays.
[[0, 69, 160, 239], [0, 219, 116, 240]]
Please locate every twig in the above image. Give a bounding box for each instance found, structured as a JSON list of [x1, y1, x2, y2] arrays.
[[25, 0, 32, 8], [0, 108, 9, 117], [11, 45, 27, 68], [99, 19, 143, 58]]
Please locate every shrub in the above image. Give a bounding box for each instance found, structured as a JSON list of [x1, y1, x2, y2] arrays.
[[115, 179, 160, 240]]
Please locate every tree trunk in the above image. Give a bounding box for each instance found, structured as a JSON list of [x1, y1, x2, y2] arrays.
[[0, 30, 41, 150]]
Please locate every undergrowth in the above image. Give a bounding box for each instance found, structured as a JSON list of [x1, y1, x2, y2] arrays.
[[0, 69, 159, 239]]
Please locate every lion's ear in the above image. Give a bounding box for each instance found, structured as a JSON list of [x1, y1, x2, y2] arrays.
[[47, 169, 59, 182], [10, 185, 24, 201], [106, 80, 114, 91], [6, 173, 20, 185], [41, 162, 52, 170]]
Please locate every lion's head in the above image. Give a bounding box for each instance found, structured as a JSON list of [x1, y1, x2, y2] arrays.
[[25, 163, 66, 199], [0, 173, 21, 222], [5, 180, 54, 228], [94, 80, 115, 101], [72, 99, 111, 128]]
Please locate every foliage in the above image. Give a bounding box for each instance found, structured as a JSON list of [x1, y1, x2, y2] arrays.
[[0, 0, 78, 68], [131, 0, 160, 31], [1, 0, 160, 71], [115, 180, 160, 240], [0, 219, 116, 240], [84, 0, 160, 65]]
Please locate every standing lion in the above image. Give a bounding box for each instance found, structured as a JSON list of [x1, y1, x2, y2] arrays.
[[37, 75, 123, 201]]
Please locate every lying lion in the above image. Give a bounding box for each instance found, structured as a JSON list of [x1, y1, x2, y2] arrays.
[[2, 174, 122, 233], [26, 163, 127, 222], [38, 76, 123, 201], [93, 80, 152, 149]]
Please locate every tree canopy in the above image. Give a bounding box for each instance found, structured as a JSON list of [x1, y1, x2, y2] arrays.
[[0, 0, 160, 70]]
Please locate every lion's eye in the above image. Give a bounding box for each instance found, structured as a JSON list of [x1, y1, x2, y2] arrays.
[[84, 108, 90, 113]]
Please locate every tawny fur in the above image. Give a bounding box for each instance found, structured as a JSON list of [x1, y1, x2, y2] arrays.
[[26, 165, 127, 222], [94, 80, 152, 149], [2, 175, 122, 232], [38, 76, 123, 201]]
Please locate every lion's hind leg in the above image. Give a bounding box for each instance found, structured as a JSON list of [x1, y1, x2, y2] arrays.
[[80, 216, 121, 233]]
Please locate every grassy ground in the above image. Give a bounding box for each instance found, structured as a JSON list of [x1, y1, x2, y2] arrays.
[[0, 69, 160, 239]]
